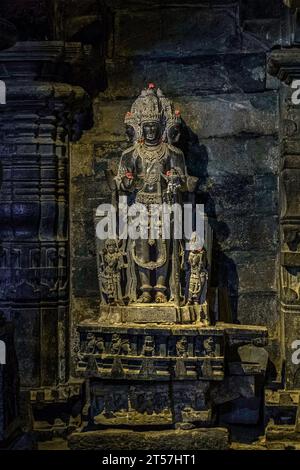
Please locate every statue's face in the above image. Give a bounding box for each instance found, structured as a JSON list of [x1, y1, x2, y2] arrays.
[[107, 244, 115, 254], [142, 121, 161, 144]]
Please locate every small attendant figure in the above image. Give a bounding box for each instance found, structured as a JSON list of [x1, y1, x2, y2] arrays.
[[187, 234, 208, 305], [99, 239, 126, 306]]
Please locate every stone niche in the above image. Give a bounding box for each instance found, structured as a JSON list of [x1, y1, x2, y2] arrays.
[[68, 1, 279, 449], [71, 1, 280, 362]]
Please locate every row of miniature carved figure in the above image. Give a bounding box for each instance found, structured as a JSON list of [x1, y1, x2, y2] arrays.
[[80, 332, 220, 358]]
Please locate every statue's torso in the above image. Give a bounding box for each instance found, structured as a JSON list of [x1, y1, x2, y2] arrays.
[[118, 142, 186, 205]]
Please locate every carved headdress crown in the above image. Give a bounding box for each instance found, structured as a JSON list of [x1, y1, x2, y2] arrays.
[[124, 83, 182, 143]]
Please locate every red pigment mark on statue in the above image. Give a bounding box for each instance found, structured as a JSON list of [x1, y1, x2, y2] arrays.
[[175, 109, 180, 116], [148, 83, 155, 89], [125, 171, 134, 179], [166, 170, 172, 176]]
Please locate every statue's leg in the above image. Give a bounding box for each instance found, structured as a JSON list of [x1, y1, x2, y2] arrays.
[[134, 238, 152, 302], [155, 239, 169, 303]]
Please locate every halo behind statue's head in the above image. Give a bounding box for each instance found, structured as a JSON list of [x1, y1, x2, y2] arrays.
[[124, 83, 182, 144]]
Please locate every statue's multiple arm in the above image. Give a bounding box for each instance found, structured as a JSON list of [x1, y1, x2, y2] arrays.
[[115, 148, 136, 192]]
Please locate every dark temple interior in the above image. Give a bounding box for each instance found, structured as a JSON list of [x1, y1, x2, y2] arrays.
[[1, 0, 300, 451]]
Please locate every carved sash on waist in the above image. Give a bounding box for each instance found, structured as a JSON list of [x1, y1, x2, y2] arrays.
[[132, 240, 167, 270]]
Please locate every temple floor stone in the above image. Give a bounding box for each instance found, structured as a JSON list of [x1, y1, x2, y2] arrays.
[[68, 428, 230, 451]]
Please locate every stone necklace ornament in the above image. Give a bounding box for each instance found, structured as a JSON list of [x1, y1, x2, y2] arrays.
[[137, 141, 166, 163]]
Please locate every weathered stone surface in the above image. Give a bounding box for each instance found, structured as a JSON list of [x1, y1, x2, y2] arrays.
[[104, 54, 267, 98], [202, 137, 280, 177], [68, 428, 230, 450], [235, 293, 279, 333], [242, 19, 281, 47], [220, 397, 261, 424], [95, 93, 278, 140], [114, 6, 240, 58], [178, 94, 278, 138], [223, 252, 277, 294], [238, 344, 269, 373], [72, 257, 99, 297], [266, 423, 300, 442], [175, 422, 195, 430], [211, 376, 255, 405], [214, 216, 279, 252], [12, 309, 40, 388], [117, 305, 178, 324]]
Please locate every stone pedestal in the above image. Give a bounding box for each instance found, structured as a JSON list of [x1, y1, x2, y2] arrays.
[[69, 319, 268, 449], [99, 303, 208, 325]]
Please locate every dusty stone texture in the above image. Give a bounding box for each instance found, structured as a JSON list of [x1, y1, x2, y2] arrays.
[[242, 19, 281, 47], [104, 54, 267, 98], [96, 94, 278, 138], [211, 376, 256, 405], [237, 294, 279, 329], [220, 397, 261, 425], [68, 428, 230, 450], [114, 6, 240, 58]]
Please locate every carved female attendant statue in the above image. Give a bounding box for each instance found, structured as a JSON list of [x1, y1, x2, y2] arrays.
[[99, 239, 126, 305], [187, 247, 208, 305]]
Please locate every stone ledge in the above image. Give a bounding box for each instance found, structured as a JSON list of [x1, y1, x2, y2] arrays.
[[68, 427, 230, 450]]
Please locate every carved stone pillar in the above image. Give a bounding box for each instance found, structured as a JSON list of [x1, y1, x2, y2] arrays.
[[0, 42, 92, 394], [267, 49, 300, 428]]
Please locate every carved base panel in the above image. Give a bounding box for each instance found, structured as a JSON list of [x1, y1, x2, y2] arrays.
[[87, 380, 212, 428], [77, 356, 224, 381], [76, 323, 225, 381], [73, 320, 268, 434], [90, 382, 173, 426], [99, 303, 208, 325]]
